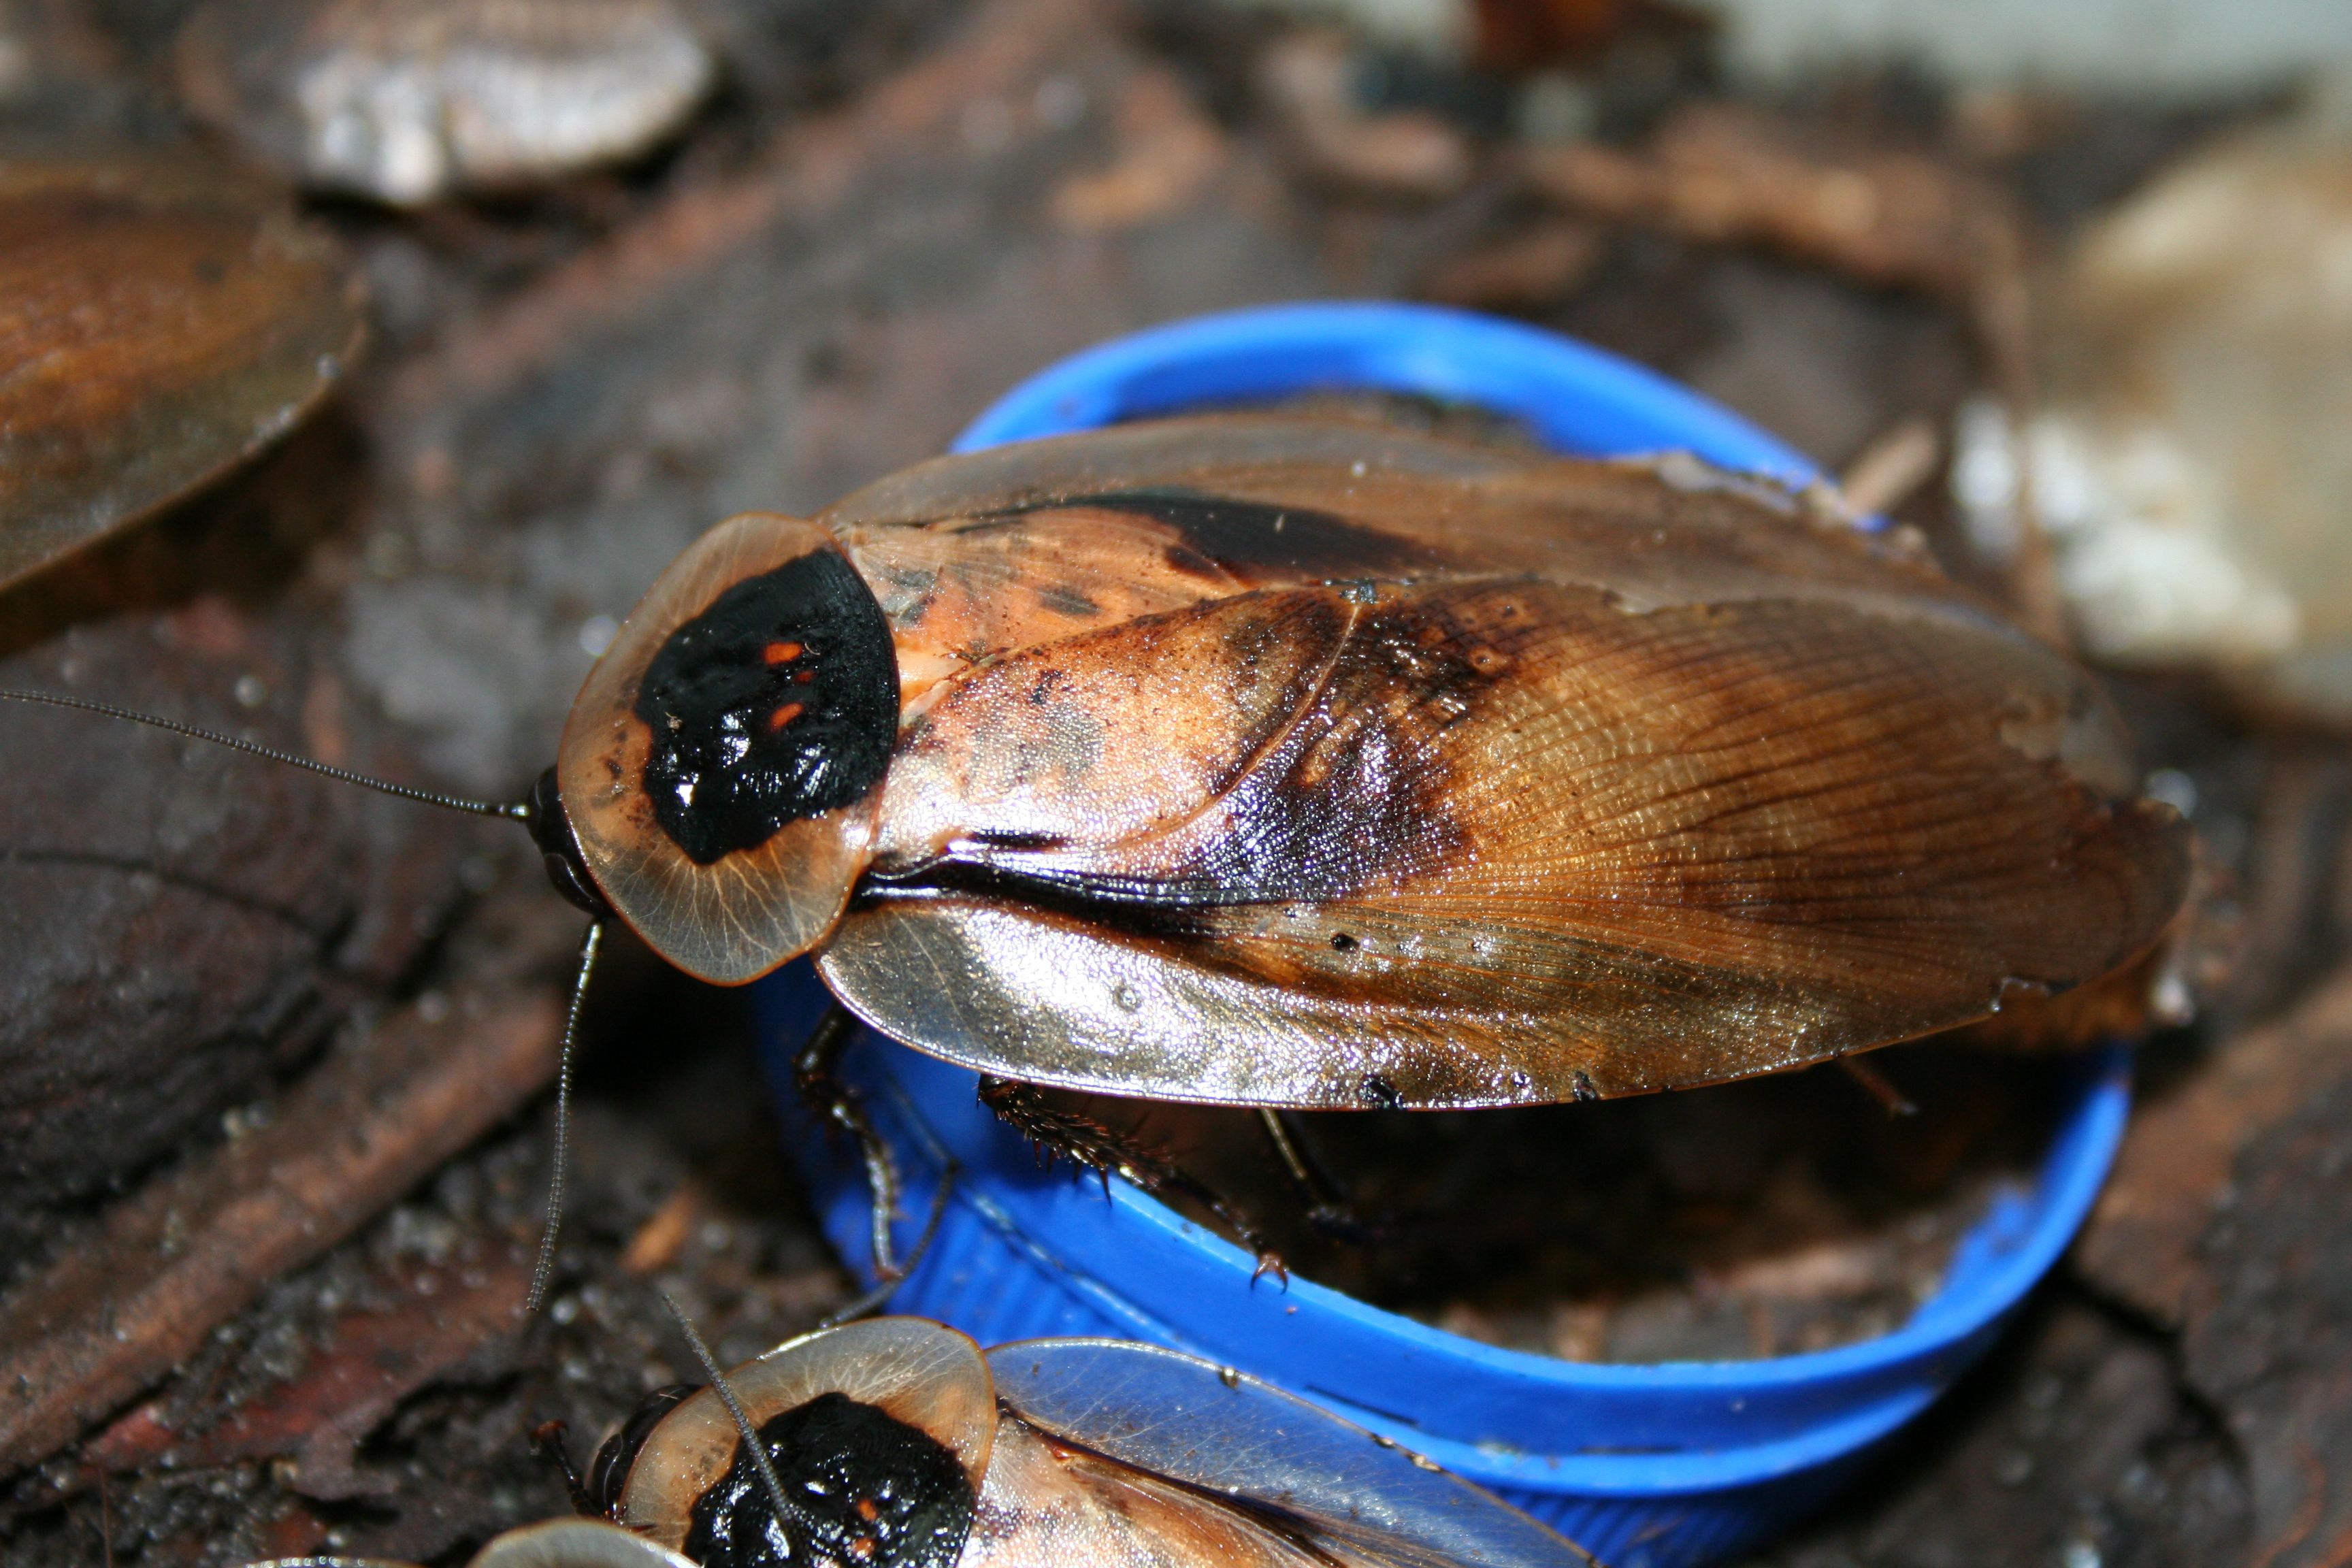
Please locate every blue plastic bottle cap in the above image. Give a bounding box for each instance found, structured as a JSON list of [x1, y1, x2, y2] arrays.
[[760, 303, 2132, 1568]]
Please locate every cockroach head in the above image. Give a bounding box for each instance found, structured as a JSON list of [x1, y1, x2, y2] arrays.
[[525, 764, 612, 919], [549, 514, 897, 985]]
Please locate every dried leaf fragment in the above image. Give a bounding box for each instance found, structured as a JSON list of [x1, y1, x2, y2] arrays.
[[1522, 102, 2017, 298], [176, 0, 713, 205], [1258, 31, 1473, 199], [0, 152, 365, 591]]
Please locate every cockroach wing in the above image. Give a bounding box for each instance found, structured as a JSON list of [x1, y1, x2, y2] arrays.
[[617, 1317, 996, 1552], [560, 512, 896, 984], [816, 430, 2188, 1106], [979, 1339, 1597, 1568], [0, 155, 363, 590]]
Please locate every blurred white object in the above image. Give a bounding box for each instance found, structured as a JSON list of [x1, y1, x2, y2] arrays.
[[1716, 0, 2352, 97], [178, 0, 713, 205], [1953, 86, 2352, 715], [1951, 402, 2302, 668]]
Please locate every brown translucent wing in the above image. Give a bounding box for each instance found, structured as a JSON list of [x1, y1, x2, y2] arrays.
[[829, 414, 2070, 730], [559, 512, 880, 985], [619, 1318, 995, 1552], [817, 438, 2187, 1105], [964, 1414, 1459, 1568], [977, 1339, 1596, 1568], [0, 154, 363, 589], [824, 414, 1964, 630]]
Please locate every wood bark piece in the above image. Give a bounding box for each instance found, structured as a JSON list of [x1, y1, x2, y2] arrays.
[[0, 985, 560, 1476], [2180, 1061, 2352, 1568], [83, 1250, 531, 1499], [2080, 961, 2352, 1326], [0, 548, 471, 1258], [1520, 102, 2017, 299]]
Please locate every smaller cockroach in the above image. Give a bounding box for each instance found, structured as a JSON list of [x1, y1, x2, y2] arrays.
[[544, 1315, 1599, 1568]]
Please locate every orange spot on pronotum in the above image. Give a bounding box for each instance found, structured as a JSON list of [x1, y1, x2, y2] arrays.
[[768, 702, 804, 731], [762, 641, 804, 664]]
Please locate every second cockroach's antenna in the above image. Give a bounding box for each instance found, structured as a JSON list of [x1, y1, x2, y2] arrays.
[[662, 1292, 796, 1538]]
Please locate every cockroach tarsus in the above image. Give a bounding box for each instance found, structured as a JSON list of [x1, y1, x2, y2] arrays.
[[4, 412, 2193, 1312]]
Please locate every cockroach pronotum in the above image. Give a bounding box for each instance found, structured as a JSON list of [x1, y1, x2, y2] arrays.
[[5, 412, 2192, 1299]]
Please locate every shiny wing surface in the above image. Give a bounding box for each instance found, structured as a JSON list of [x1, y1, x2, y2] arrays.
[[979, 1339, 1597, 1568], [819, 527, 2186, 1104]]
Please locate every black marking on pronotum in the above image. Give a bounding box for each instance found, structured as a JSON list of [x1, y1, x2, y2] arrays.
[[683, 1392, 975, 1568], [634, 550, 898, 865]]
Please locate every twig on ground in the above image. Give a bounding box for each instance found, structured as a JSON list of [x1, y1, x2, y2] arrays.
[[0, 988, 561, 1475]]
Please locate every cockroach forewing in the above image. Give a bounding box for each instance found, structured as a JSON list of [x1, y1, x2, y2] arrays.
[[813, 417, 2189, 1108], [958, 1418, 1357, 1568], [980, 1339, 1597, 1568], [0, 154, 362, 590], [826, 414, 1979, 645]]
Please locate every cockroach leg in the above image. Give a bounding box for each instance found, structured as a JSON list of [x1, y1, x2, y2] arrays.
[[794, 1004, 906, 1277], [1256, 1109, 1384, 1246], [977, 1077, 1288, 1288], [529, 1419, 598, 1516], [1838, 1054, 1918, 1118], [819, 1163, 960, 1328]]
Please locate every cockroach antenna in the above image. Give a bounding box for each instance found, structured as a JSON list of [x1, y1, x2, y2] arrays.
[[529, 918, 604, 1315], [0, 690, 530, 819], [662, 1292, 797, 1541], [0, 687, 604, 1319]]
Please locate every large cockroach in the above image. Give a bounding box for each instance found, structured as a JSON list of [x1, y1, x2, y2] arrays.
[[7, 412, 2191, 1291], [555, 414, 2187, 1089]]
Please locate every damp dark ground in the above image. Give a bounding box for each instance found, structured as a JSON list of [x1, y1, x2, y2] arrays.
[[0, 2, 2345, 1565]]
